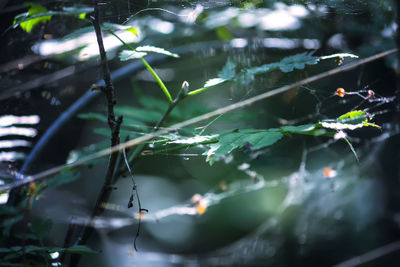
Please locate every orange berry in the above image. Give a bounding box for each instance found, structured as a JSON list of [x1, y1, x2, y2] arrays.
[[323, 167, 337, 178], [196, 202, 207, 215], [335, 88, 346, 98]]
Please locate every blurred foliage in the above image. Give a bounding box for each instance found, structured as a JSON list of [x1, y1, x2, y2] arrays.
[[0, 0, 399, 266]]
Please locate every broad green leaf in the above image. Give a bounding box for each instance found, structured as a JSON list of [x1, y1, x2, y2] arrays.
[[248, 51, 319, 74], [119, 50, 147, 61], [279, 124, 327, 136], [280, 124, 316, 134], [218, 57, 236, 80], [13, 4, 91, 33], [247, 62, 279, 75], [277, 51, 320, 72], [208, 129, 283, 165], [122, 118, 148, 128], [136, 46, 179, 58], [15, 2, 51, 33], [23, 245, 49, 254], [337, 110, 366, 124], [321, 110, 380, 130], [0, 247, 13, 253]]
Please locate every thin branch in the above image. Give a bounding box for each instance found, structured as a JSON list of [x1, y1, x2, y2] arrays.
[[69, 1, 121, 266], [1, 48, 397, 193]]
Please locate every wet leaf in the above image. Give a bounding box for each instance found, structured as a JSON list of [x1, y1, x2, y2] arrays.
[[218, 57, 236, 80]]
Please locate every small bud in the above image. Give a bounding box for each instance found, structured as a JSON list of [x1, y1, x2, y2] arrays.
[[181, 81, 189, 95]]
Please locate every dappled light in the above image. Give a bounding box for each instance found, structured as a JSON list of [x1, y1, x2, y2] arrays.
[[1, 0, 400, 266]]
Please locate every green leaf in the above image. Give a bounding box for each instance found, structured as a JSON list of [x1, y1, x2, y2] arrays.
[[120, 46, 179, 61], [138, 95, 169, 112], [126, 27, 138, 36], [280, 124, 316, 134], [236, 70, 255, 85], [278, 51, 319, 72], [14, 2, 51, 33], [218, 57, 236, 80], [337, 110, 366, 124], [321, 110, 380, 131], [62, 245, 99, 255], [13, 4, 91, 33], [78, 112, 107, 122], [119, 50, 147, 61], [216, 26, 233, 40], [114, 106, 162, 123], [136, 46, 179, 58], [208, 129, 283, 165], [247, 51, 319, 75]]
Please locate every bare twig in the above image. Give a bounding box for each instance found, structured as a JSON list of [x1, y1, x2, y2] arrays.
[[69, 1, 122, 266], [0, 48, 397, 193]]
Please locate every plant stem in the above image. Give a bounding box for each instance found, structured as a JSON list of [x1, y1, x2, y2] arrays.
[[140, 57, 173, 102], [69, 1, 122, 266], [108, 30, 173, 103]]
